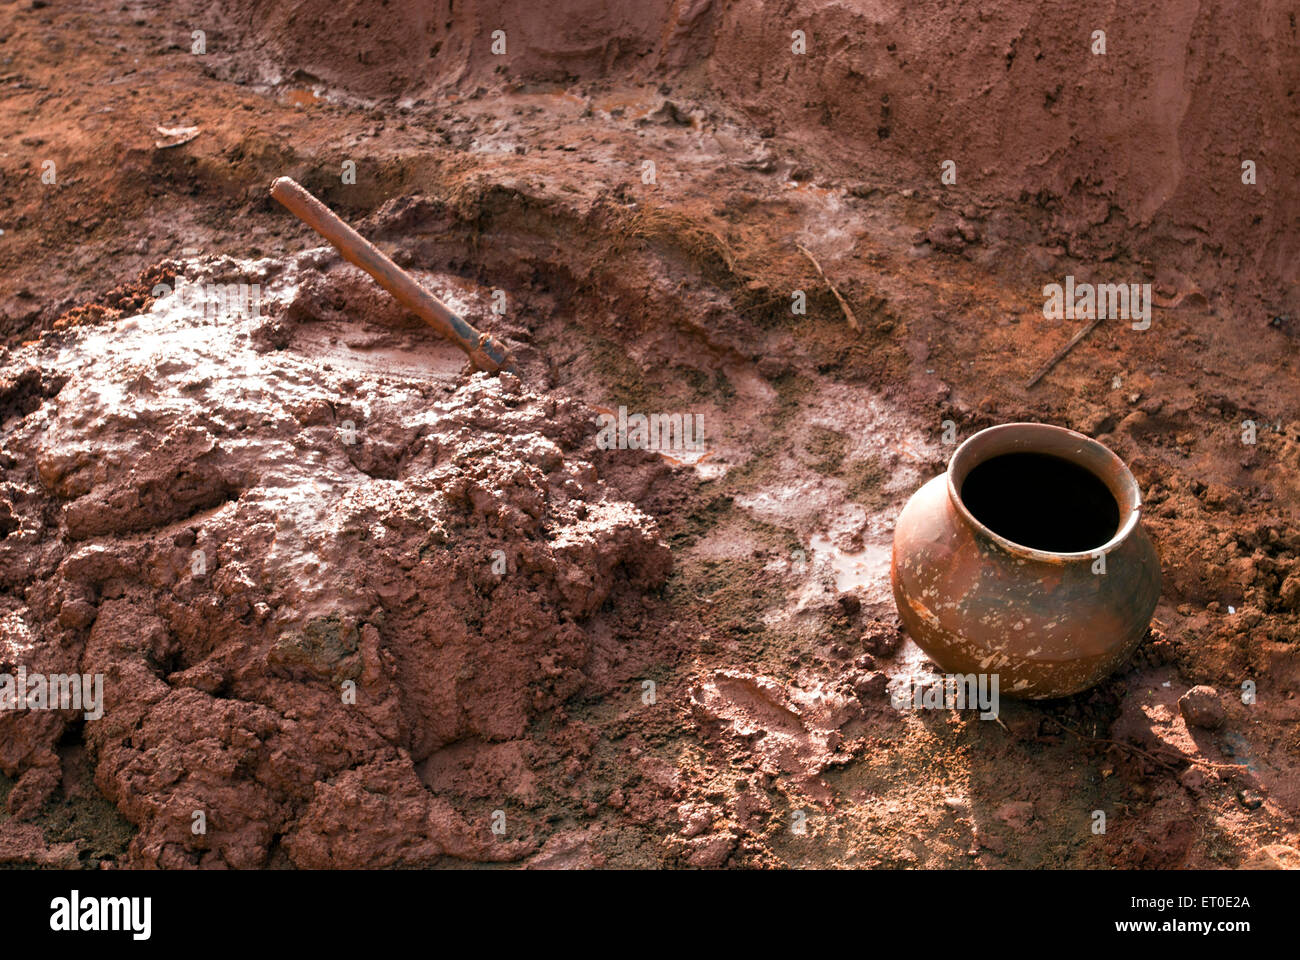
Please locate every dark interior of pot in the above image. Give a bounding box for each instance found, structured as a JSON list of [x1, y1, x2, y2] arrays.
[[959, 452, 1120, 553]]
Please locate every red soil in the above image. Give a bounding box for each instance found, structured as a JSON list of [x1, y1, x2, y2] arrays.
[[0, 0, 1295, 869]]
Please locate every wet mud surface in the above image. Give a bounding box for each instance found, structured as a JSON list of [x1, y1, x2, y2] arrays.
[[0, 1, 1296, 868]]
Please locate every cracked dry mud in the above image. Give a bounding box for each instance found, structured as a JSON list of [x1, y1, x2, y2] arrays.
[[0, 0, 1297, 870]]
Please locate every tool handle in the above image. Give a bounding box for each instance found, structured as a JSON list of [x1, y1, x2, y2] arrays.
[[270, 177, 514, 375]]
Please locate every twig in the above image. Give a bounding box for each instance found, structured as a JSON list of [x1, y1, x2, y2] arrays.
[[795, 242, 859, 331], [1024, 316, 1103, 388], [1044, 715, 1179, 769], [1044, 715, 1244, 773]]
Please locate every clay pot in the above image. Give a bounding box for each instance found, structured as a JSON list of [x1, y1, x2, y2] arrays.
[[891, 422, 1160, 699]]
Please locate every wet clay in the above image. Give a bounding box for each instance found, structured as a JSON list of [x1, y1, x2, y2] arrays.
[[0, 260, 670, 867]]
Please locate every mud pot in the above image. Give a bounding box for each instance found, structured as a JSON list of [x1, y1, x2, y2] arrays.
[[0, 1, 1297, 870]]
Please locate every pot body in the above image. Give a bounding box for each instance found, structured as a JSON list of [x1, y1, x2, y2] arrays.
[[891, 431, 1161, 699]]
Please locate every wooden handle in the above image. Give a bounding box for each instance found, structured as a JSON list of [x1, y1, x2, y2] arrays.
[[270, 177, 515, 376]]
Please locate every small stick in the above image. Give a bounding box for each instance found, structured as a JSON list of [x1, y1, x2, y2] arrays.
[[1044, 715, 1245, 773], [270, 177, 516, 376], [1024, 316, 1102, 388], [795, 242, 859, 330], [1044, 715, 1179, 770]]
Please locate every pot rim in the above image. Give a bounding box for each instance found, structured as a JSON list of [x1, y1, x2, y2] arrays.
[[945, 422, 1142, 562]]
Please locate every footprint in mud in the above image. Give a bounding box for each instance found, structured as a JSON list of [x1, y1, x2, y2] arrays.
[[703, 673, 809, 737], [689, 669, 861, 803]]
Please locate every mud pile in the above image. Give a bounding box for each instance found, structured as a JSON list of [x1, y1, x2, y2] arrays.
[[0, 258, 669, 867], [206, 0, 1298, 314]]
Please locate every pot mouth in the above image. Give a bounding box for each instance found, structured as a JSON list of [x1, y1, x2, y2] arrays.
[[946, 422, 1142, 561]]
